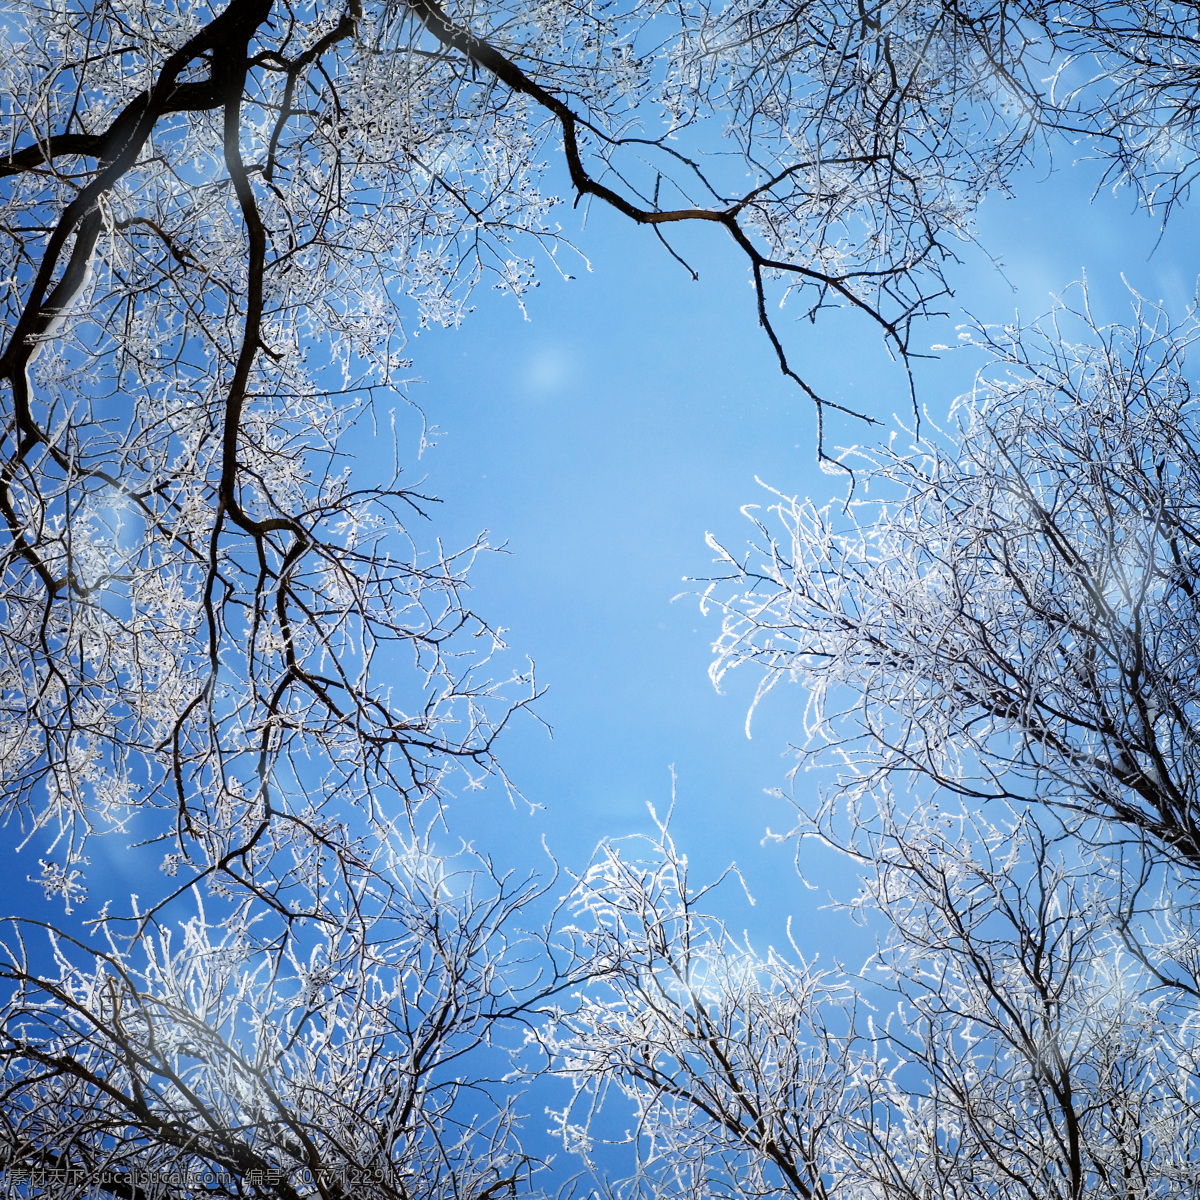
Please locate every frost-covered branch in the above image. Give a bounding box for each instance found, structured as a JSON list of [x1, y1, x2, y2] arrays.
[[706, 291, 1200, 866]]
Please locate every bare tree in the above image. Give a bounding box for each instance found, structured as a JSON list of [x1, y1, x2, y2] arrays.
[[551, 802, 1200, 1200], [1, 841, 582, 1200], [0, 2, 575, 1192], [1045, 0, 1200, 216], [705, 292, 1200, 867], [546, 809, 869, 1200]]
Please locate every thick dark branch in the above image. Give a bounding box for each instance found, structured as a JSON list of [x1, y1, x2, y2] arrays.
[[0, 0, 275, 385], [0, 132, 104, 177]]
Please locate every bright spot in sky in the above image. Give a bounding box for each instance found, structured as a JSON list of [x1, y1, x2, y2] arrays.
[[523, 345, 574, 394]]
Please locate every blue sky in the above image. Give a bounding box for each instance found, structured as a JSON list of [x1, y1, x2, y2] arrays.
[[383, 155, 1200, 961]]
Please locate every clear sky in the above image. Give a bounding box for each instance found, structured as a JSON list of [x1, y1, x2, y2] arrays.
[[382, 153, 1200, 963]]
